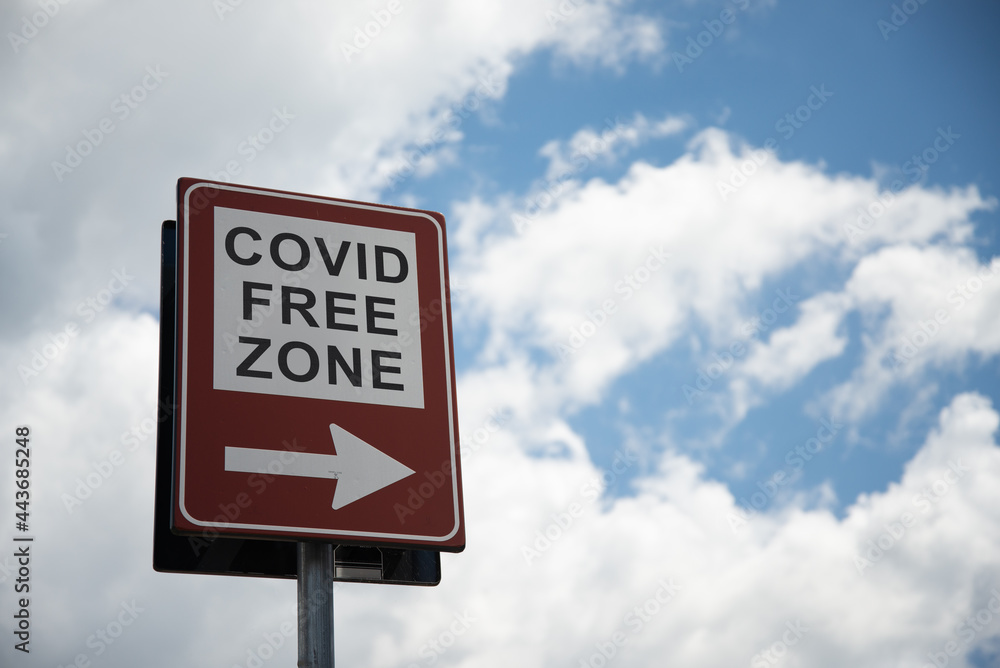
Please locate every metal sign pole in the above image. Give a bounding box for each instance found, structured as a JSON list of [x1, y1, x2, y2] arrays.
[[298, 542, 335, 668]]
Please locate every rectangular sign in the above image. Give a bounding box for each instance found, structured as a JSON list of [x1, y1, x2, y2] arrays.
[[171, 179, 465, 551]]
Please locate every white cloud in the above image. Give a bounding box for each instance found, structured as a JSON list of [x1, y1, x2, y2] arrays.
[[0, 0, 666, 344], [824, 246, 1000, 424], [729, 291, 851, 422], [539, 112, 689, 182], [443, 388, 1000, 668], [452, 127, 994, 432], [542, 1, 666, 71]]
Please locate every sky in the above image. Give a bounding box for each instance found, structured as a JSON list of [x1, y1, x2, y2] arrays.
[[2, 0, 1000, 666]]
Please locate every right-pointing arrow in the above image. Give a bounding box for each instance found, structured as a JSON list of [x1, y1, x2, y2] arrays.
[[224, 423, 415, 510]]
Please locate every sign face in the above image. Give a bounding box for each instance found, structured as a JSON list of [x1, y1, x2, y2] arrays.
[[172, 178, 464, 551]]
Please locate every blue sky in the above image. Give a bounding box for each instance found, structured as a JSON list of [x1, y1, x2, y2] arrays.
[[412, 0, 1000, 203], [400, 0, 1000, 513], [2, 1, 1000, 667]]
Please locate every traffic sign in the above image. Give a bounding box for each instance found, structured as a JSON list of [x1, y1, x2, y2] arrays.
[[171, 179, 464, 551], [154, 221, 442, 584]]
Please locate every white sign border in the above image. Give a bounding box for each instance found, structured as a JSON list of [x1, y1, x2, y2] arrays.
[[177, 181, 461, 544]]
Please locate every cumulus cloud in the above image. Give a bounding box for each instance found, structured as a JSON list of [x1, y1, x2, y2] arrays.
[[435, 387, 1000, 668], [729, 291, 851, 422], [823, 247, 1000, 424], [0, 0, 665, 342], [451, 127, 995, 434], [537, 112, 689, 184]]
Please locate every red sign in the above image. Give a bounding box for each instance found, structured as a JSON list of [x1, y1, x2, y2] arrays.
[[172, 178, 464, 551]]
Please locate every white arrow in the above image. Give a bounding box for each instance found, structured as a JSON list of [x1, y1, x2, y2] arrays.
[[224, 424, 415, 510]]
